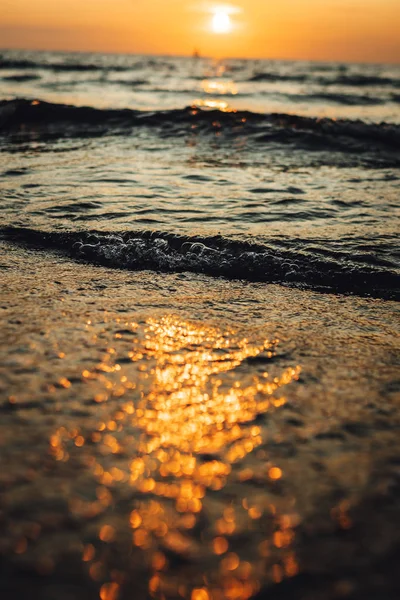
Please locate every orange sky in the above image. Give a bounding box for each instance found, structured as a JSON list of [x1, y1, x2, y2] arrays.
[[1, 0, 399, 63]]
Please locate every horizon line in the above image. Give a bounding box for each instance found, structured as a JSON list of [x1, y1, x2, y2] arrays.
[[1, 46, 400, 67]]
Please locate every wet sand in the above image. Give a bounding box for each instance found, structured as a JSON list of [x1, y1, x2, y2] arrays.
[[1, 242, 400, 600]]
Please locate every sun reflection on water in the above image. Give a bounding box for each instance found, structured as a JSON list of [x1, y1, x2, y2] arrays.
[[201, 79, 238, 96], [49, 315, 301, 599], [192, 60, 239, 114], [192, 98, 232, 112]]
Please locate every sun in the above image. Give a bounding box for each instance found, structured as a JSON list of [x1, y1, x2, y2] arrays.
[[212, 11, 232, 34]]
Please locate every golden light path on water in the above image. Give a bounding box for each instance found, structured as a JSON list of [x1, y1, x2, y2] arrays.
[[49, 315, 301, 600], [192, 61, 240, 113], [201, 80, 238, 96]]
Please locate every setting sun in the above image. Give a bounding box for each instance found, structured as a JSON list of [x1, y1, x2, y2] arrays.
[[212, 10, 232, 34], [0, 0, 399, 62]]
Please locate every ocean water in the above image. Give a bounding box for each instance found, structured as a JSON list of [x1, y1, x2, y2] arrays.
[[1, 49, 400, 600], [1, 49, 399, 299]]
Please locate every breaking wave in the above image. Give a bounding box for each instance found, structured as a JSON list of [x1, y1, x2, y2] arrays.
[[2, 226, 399, 300]]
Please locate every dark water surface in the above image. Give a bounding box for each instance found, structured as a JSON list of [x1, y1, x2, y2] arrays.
[[1, 50, 400, 600]]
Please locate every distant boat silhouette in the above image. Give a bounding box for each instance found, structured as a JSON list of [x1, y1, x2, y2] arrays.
[[192, 49, 201, 59]]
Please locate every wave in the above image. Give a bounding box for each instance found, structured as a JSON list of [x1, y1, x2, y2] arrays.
[[0, 57, 176, 73], [0, 58, 127, 72], [1, 73, 42, 82], [109, 78, 149, 87], [1, 226, 399, 301], [249, 73, 308, 83], [326, 74, 400, 88], [247, 72, 400, 88], [0, 99, 399, 160], [283, 92, 385, 106]]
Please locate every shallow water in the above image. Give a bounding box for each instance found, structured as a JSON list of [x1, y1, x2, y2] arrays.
[[1, 50, 400, 599], [1, 246, 400, 600]]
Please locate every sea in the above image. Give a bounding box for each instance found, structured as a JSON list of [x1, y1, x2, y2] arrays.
[[0, 49, 400, 600]]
